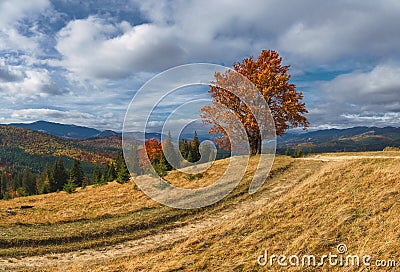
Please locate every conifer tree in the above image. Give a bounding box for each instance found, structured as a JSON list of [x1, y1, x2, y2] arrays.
[[179, 139, 189, 160], [298, 147, 303, 157], [154, 153, 168, 177], [39, 173, 51, 194], [189, 131, 201, 163], [163, 131, 178, 170], [107, 162, 117, 182], [116, 151, 130, 183], [101, 163, 110, 184], [131, 144, 141, 175], [70, 159, 84, 187], [63, 178, 77, 193], [292, 148, 298, 158], [52, 158, 68, 192], [186, 149, 193, 163], [91, 165, 102, 184], [39, 163, 52, 194], [22, 167, 36, 195], [11, 172, 23, 191]]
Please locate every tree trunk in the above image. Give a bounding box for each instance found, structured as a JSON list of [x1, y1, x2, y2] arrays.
[[249, 134, 261, 155]]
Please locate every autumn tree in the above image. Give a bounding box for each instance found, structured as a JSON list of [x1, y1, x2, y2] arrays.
[[200, 50, 308, 155], [0, 173, 7, 199], [139, 139, 162, 173]]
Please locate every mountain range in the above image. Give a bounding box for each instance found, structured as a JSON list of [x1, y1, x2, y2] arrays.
[[278, 126, 400, 153], [9, 121, 118, 139], [1, 121, 399, 174], [0, 122, 125, 173]]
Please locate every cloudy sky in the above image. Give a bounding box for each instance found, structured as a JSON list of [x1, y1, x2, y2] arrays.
[[0, 0, 400, 131]]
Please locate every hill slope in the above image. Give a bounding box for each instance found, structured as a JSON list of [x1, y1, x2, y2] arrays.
[[0, 152, 399, 271], [278, 126, 400, 153], [9, 121, 103, 139], [0, 125, 118, 173]]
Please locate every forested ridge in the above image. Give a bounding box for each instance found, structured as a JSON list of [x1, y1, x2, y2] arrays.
[[0, 126, 127, 200], [0, 125, 119, 165]]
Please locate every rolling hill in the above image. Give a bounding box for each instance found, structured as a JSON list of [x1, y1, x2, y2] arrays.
[[0, 152, 399, 271], [7, 121, 164, 141], [0, 125, 119, 174], [278, 126, 400, 153], [9, 121, 104, 139]]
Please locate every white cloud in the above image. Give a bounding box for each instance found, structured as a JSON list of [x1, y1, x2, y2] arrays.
[[0, 63, 23, 82], [11, 108, 93, 120], [277, 1, 400, 64], [0, 0, 50, 54], [0, 67, 62, 100], [2, 0, 400, 130], [307, 62, 400, 128], [322, 63, 400, 109], [0, 0, 50, 28], [8, 108, 117, 130], [52, 16, 186, 80], [0, 28, 39, 52], [53, 0, 400, 83]]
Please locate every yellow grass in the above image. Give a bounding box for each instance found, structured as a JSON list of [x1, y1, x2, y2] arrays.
[[72, 156, 400, 271], [0, 181, 158, 225], [1, 153, 399, 271]]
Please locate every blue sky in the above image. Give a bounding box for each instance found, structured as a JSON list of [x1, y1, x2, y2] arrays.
[[1, 0, 400, 131]]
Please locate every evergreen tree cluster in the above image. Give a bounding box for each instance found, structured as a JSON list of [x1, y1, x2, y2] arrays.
[[179, 131, 202, 163], [284, 145, 315, 158], [134, 131, 216, 178], [145, 131, 216, 177], [0, 151, 131, 200]]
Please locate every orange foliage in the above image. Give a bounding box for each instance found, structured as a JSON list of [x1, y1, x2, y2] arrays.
[[200, 50, 309, 155], [138, 139, 163, 171]]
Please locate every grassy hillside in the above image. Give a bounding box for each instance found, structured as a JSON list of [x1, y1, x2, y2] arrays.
[[0, 153, 399, 271]]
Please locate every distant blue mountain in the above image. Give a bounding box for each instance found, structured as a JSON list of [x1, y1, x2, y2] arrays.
[[7, 121, 400, 153], [9, 121, 105, 139], [278, 126, 400, 153], [7, 121, 162, 140]]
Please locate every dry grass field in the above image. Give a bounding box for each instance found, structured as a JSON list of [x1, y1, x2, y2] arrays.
[[1, 152, 400, 271]]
